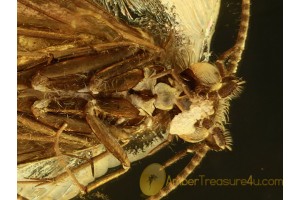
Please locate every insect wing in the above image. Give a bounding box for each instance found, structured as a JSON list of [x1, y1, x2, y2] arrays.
[[160, 0, 221, 62]]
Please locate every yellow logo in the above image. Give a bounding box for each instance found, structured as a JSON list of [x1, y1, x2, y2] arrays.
[[140, 163, 166, 196]]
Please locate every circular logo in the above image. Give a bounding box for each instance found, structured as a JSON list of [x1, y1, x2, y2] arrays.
[[140, 163, 166, 196]]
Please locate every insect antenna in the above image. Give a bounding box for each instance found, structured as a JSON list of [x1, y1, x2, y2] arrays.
[[216, 0, 250, 75]]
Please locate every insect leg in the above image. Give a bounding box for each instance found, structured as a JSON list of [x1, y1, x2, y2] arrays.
[[159, 148, 192, 171], [31, 99, 92, 133], [89, 53, 154, 94], [62, 152, 96, 177], [18, 149, 113, 191], [17, 114, 92, 147], [148, 143, 210, 200], [53, 123, 87, 194], [76, 149, 129, 192], [17, 113, 95, 164], [86, 168, 130, 193], [18, 123, 90, 193], [83, 101, 132, 193], [85, 100, 130, 168]]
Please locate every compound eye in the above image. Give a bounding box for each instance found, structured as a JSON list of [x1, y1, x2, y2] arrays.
[[190, 62, 221, 86]]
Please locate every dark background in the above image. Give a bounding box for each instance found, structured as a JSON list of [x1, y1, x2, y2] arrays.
[[78, 0, 283, 199]]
